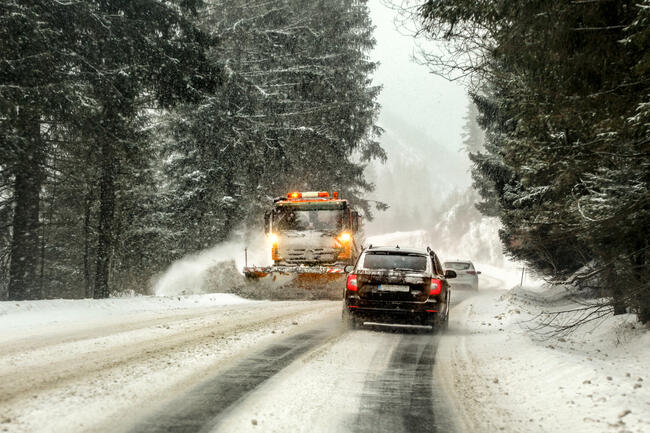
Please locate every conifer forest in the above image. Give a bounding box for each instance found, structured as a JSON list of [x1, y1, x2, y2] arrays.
[[1, 0, 384, 300]]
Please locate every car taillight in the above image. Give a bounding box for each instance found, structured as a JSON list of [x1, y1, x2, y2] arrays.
[[430, 278, 442, 295], [467, 271, 477, 275], [346, 274, 358, 291]]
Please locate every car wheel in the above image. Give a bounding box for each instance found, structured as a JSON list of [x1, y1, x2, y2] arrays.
[[342, 307, 359, 330], [428, 314, 441, 333]]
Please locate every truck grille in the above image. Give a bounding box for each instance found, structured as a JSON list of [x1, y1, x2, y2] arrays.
[[284, 248, 339, 263]]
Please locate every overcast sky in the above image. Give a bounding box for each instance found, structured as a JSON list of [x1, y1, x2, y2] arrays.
[[365, 1, 473, 233], [369, 1, 469, 152]]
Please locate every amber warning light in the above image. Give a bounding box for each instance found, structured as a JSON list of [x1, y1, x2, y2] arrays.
[[286, 191, 330, 199]]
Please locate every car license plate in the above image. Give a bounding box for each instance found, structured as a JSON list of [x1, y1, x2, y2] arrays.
[[378, 284, 410, 292]]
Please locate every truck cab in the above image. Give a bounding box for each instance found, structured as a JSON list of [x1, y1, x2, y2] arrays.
[[265, 191, 361, 266]]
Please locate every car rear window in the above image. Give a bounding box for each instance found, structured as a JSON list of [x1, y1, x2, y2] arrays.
[[363, 252, 427, 271], [444, 262, 472, 270]]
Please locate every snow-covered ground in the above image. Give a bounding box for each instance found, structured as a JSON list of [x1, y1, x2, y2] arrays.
[[0, 294, 339, 433], [437, 283, 650, 433], [0, 293, 251, 335]]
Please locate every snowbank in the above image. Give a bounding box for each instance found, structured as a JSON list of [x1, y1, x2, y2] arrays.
[[0, 293, 252, 334], [438, 285, 650, 433]]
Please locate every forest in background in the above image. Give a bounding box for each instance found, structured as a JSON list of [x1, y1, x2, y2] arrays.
[[0, 0, 384, 300], [415, 0, 650, 322]]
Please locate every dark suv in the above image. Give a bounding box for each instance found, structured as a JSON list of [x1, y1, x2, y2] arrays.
[[342, 246, 456, 331]]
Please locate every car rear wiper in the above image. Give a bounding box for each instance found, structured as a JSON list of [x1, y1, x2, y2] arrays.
[[393, 267, 418, 272]]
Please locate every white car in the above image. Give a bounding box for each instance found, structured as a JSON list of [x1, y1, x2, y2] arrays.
[[443, 260, 480, 290]]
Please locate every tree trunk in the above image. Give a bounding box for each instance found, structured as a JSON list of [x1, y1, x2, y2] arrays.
[[83, 188, 93, 298], [8, 117, 44, 301], [632, 239, 649, 323], [39, 150, 57, 298], [608, 264, 626, 315], [638, 286, 650, 323], [94, 140, 116, 299]]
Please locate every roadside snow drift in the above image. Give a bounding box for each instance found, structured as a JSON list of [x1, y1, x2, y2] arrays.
[[437, 285, 650, 433], [0, 293, 252, 336]]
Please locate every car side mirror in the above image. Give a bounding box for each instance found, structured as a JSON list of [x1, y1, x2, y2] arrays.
[[344, 265, 354, 273], [445, 270, 457, 279], [477, 271, 481, 275]]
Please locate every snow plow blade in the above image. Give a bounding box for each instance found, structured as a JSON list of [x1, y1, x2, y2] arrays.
[[242, 265, 346, 300]]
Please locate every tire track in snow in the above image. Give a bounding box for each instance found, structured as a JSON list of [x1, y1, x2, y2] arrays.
[[0, 306, 256, 357], [127, 326, 334, 433], [354, 332, 448, 433], [0, 303, 332, 405]]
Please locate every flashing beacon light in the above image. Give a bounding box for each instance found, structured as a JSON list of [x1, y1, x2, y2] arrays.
[[269, 233, 278, 245], [338, 232, 351, 243], [287, 191, 330, 199]]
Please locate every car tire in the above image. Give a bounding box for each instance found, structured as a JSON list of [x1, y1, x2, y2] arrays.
[[428, 314, 441, 333], [342, 307, 359, 330]]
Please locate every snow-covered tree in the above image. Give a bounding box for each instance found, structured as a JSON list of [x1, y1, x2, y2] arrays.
[[1, 0, 217, 299], [1, 0, 384, 299], [417, 0, 650, 321], [162, 0, 384, 251]]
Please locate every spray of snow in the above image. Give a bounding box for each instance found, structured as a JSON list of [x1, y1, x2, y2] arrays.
[[153, 232, 272, 296]]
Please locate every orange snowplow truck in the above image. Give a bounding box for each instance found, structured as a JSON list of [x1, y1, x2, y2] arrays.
[[243, 191, 362, 294]]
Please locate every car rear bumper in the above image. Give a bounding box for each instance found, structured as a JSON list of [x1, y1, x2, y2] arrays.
[[345, 297, 440, 325]]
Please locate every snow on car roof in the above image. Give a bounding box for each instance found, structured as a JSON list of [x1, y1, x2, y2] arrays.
[[366, 246, 429, 255]]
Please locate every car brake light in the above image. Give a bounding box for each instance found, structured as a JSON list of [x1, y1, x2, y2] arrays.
[[346, 274, 358, 291], [430, 278, 442, 295]]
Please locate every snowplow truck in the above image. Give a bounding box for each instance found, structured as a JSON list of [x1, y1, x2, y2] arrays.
[[243, 191, 362, 299]]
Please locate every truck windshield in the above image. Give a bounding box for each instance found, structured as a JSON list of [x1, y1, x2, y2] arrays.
[[274, 207, 344, 232], [363, 252, 428, 271]]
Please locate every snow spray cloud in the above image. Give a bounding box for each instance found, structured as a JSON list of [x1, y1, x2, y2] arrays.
[[153, 233, 272, 296]]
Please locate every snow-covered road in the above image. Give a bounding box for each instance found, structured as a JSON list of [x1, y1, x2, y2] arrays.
[[1, 277, 647, 433], [127, 292, 479, 433], [0, 297, 340, 433]]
